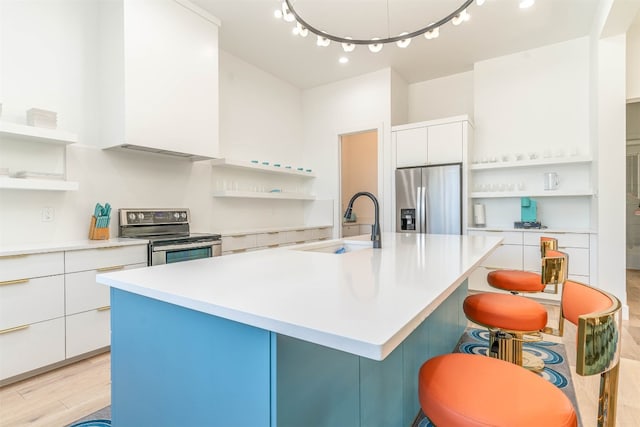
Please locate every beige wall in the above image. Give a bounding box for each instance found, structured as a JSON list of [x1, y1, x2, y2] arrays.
[[341, 131, 378, 224]]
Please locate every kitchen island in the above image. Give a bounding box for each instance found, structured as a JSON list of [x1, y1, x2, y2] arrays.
[[97, 232, 501, 427]]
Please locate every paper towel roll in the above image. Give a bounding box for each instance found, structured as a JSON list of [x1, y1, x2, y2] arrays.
[[473, 204, 486, 226]]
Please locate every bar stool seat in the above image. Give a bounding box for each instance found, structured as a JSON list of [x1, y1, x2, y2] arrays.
[[418, 353, 578, 427], [488, 270, 545, 293], [463, 293, 548, 332]]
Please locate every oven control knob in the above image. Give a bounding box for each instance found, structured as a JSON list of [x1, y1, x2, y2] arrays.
[[173, 212, 180, 220], [180, 212, 187, 219], [137, 213, 144, 220], [128, 213, 136, 221]]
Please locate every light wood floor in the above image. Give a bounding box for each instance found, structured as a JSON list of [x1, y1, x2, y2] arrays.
[[1, 272, 639, 427]]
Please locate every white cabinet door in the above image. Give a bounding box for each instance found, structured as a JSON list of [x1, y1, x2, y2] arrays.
[[481, 244, 523, 270], [523, 246, 589, 277], [395, 127, 428, 167], [65, 245, 147, 273], [0, 318, 65, 381], [312, 227, 333, 240], [342, 225, 360, 237], [66, 309, 111, 359], [0, 252, 63, 282], [222, 234, 256, 252], [427, 122, 463, 165], [0, 275, 65, 330]]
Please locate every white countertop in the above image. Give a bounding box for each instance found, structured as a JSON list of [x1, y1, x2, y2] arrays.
[[467, 226, 597, 234], [0, 238, 148, 257], [218, 224, 333, 236], [97, 232, 501, 360]]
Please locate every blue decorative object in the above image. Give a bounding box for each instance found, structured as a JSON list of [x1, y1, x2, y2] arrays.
[[521, 197, 537, 222]]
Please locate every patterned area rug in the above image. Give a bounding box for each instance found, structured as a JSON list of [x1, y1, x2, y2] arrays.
[[412, 328, 582, 427], [65, 406, 111, 427]]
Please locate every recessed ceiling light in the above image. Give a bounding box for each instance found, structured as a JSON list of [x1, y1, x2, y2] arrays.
[[519, 0, 535, 9], [339, 56, 349, 64]]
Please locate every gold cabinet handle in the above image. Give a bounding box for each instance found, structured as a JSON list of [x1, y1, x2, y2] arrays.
[[0, 253, 28, 259], [0, 324, 29, 335], [268, 244, 279, 248], [96, 265, 125, 273], [267, 232, 279, 235], [0, 278, 30, 286], [231, 249, 247, 253], [97, 306, 111, 312]]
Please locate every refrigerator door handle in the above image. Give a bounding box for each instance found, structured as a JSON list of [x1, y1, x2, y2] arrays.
[[415, 186, 422, 233], [421, 186, 428, 233], [422, 186, 429, 234]]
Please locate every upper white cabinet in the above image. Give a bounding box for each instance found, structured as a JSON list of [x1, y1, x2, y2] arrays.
[[394, 116, 469, 168], [427, 122, 463, 165], [98, 0, 220, 161], [395, 127, 428, 168]]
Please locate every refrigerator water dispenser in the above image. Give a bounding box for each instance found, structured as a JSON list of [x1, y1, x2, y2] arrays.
[[400, 208, 416, 231]]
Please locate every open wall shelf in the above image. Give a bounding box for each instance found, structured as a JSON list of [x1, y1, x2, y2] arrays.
[[211, 158, 316, 178]]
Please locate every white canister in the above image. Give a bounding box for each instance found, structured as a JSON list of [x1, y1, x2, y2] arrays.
[[473, 204, 486, 226], [544, 172, 559, 190]]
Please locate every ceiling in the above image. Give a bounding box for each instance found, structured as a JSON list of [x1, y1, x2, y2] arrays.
[[192, 0, 601, 89]]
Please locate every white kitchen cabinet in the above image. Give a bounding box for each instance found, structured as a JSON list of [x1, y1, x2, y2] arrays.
[[0, 252, 64, 282], [0, 275, 65, 331], [0, 318, 65, 382], [393, 117, 469, 168], [312, 227, 333, 240], [99, 0, 220, 160], [467, 228, 593, 302], [222, 234, 257, 253], [63, 246, 147, 359], [0, 242, 147, 384], [427, 122, 463, 165], [65, 309, 112, 359], [395, 127, 428, 168], [221, 226, 334, 255], [342, 224, 360, 237]]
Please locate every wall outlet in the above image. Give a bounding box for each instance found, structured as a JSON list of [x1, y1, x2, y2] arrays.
[[42, 207, 54, 222]]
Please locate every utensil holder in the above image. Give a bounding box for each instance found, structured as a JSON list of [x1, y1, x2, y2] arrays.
[[89, 215, 110, 240]]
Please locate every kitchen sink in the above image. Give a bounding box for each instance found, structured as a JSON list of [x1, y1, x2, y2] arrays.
[[291, 239, 372, 254]]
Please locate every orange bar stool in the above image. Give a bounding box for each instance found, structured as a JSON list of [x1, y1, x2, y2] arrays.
[[419, 279, 622, 427], [463, 250, 567, 370], [487, 237, 558, 294]]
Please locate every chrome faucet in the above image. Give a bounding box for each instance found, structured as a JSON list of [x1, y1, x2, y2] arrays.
[[343, 192, 381, 249]]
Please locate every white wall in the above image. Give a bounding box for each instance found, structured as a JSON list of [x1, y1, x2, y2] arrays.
[[474, 38, 590, 160], [302, 69, 392, 234], [627, 15, 640, 100], [0, 2, 318, 245], [390, 69, 408, 127], [408, 71, 474, 123], [596, 34, 628, 312], [213, 50, 313, 231]]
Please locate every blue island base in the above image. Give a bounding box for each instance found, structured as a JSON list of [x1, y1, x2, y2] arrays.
[[110, 282, 467, 427]]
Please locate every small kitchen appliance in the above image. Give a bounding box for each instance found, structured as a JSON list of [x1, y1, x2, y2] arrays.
[[119, 208, 221, 266]]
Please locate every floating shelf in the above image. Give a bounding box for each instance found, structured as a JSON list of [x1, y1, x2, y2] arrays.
[[0, 176, 79, 191], [470, 190, 594, 198], [0, 121, 78, 145], [470, 156, 592, 171], [211, 158, 316, 178], [213, 190, 315, 200]]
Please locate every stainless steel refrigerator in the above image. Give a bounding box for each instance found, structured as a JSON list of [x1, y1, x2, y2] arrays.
[[396, 164, 462, 235]]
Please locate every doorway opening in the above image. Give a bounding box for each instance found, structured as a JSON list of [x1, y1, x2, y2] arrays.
[[340, 130, 378, 238]]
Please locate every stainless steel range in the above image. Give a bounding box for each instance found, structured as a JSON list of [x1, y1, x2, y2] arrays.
[[119, 208, 221, 266]]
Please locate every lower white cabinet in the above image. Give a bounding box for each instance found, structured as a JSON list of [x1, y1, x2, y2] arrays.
[[342, 224, 371, 237], [222, 226, 333, 255], [468, 229, 592, 302], [0, 318, 65, 380], [0, 275, 65, 331], [0, 243, 147, 383], [66, 309, 111, 359]]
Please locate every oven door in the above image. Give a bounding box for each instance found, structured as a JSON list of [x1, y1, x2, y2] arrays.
[[150, 241, 222, 266]]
